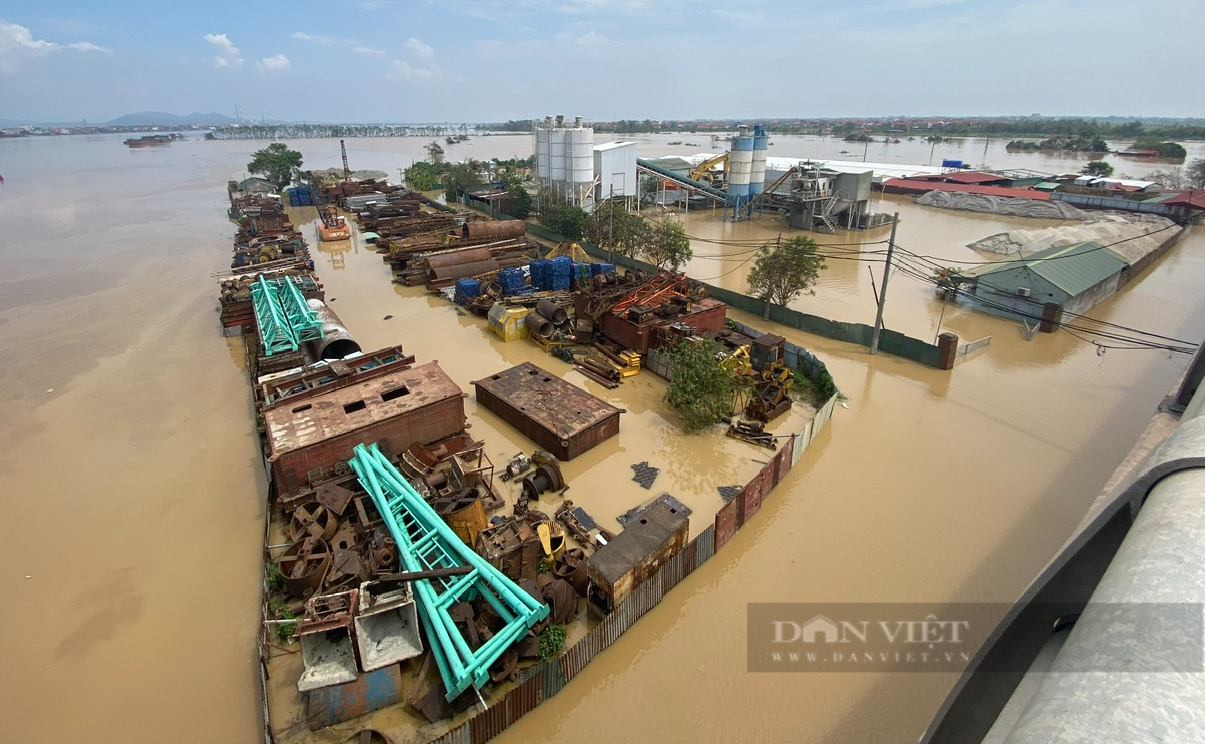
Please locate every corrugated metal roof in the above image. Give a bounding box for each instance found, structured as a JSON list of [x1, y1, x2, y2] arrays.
[[963, 241, 1127, 296], [594, 140, 637, 152], [1154, 190, 1205, 210], [646, 156, 695, 172], [911, 171, 1008, 185]]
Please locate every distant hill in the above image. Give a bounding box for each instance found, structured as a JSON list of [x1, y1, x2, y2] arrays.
[[105, 111, 242, 126]]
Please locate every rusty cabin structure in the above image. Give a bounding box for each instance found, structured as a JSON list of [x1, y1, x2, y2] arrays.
[[265, 361, 467, 494], [587, 497, 689, 615], [471, 362, 623, 460]]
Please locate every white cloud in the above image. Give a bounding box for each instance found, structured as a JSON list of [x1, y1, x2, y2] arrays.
[[353, 45, 385, 57], [391, 60, 434, 80], [67, 41, 111, 53], [575, 30, 608, 46], [405, 37, 435, 62], [257, 54, 291, 72], [391, 37, 440, 81], [0, 21, 111, 73], [214, 56, 229, 68], [292, 31, 340, 44], [203, 33, 239, 57]]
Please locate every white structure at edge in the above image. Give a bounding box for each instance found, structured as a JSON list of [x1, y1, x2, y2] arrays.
[[593, 141, 638, 205], [534, 115, 596, 209]]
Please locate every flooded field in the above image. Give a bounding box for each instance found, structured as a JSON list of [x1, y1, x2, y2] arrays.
[[1, 131, 1203, 743]]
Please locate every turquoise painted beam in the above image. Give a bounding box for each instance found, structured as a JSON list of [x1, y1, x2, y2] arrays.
[[349, 443, 548, 701]]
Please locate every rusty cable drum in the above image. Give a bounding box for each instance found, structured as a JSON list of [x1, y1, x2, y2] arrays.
[[554, 548, 588, 596], [280, 536, 332, 598], [289, 504, 337, 542]]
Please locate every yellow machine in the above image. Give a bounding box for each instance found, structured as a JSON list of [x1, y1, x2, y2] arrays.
[[689, 152, 729, 186]]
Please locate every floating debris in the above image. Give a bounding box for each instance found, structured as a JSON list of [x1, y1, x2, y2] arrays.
[[718, 485, 741, 502], [631, 461, 659, 489]]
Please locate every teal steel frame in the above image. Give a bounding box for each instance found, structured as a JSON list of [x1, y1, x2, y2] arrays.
[[251, 276, 297, 356], [250, 276, 325, 356], [349, 443, 548, 701]]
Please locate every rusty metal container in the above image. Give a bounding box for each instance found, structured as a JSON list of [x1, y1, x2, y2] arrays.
[[306, 664, 403, 730], [536, 299, 568, 325], [306, 298, 362, 360], [471, 362, 623, 460], [266, 361, 467, 495], [525, 312, 554, 338], [435, 487, 488, 546], [462, 219, 526, 240], [587, 498, 689, 614]]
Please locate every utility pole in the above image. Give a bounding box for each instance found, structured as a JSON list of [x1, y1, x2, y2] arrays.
[[608, 185, 615, 263], [870, 212, 899, 355]]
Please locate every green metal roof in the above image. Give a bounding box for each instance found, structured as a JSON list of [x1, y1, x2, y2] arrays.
[[1032, 181, 1061, 191], [645, 156, 695, 173], [962, 241, 1127, 296]]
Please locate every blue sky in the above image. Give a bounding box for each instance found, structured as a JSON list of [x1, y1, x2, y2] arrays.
[[1, 0, 1200, 123]]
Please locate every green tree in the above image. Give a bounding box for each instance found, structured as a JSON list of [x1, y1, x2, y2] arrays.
[[746, 236, 827, 319], [247, 142, 303, 190], [1081, 161, 1115, 177], [442, 163, 482, 201], [641, 220, 692, 272], [403, 161, 441, 191], [664, 337, 736, 433], [585, 199, 649, 259], [1187, 159, 1205, 189], [537, 192, 588, 240], [506, 182, 532, 219]]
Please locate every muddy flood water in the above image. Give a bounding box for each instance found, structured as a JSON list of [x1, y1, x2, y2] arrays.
[[2, 132, 1204, 744]]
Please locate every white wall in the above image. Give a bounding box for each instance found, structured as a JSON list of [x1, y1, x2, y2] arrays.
[[594, 142, 638, 201]]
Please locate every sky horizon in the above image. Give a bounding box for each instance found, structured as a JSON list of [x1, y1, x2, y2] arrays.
[[2, 0, 1200, 123]]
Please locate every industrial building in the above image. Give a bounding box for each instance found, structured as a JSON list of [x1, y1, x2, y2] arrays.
[[593, 140, 638, 205], [959, 242, 1129, 324]]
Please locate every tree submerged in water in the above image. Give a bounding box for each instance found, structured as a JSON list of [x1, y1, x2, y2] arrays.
[[247, 142, 303, 190], [746, 235, 827, 319], [1081, 161, 1115, 177], [665, 337, 736, 433]]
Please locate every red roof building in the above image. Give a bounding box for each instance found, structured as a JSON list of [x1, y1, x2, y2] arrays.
[[880, 178, 1051, 200]]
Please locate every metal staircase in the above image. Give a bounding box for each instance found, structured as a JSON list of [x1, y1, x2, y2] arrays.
[[814, 196, 839, 234], [349, 443, 548, 702]]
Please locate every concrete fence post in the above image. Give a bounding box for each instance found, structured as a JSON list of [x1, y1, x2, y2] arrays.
[[937, 332, 959, 370], [1039, 302, 1062, 333]]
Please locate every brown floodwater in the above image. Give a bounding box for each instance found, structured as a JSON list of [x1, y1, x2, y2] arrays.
[[1, 131, 1202, 744]]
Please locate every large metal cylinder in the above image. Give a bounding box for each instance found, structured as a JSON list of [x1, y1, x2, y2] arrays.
[[306, 298, 362, 360], [536, 299, 567, 325], [424, 246, 493, 270], [429, 259, 500, 282], [462, 220, 526, 240], [525, 313, 554, 338]]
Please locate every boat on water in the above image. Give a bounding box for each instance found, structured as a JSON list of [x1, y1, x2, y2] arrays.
[[124, 134, 177, 148], [317, 205, 351, 241]]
